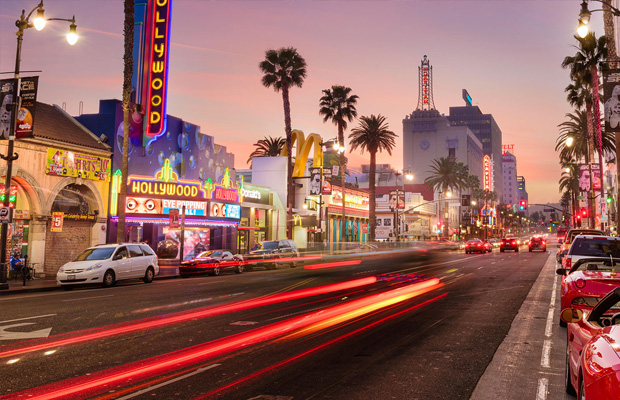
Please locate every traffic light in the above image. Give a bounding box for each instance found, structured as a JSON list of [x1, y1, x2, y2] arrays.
[[581, 208, 588, 218], [549, 218, 553, 224], [519, 200, 527, 210]]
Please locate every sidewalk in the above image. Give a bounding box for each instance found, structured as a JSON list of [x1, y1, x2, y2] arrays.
[[470, 252, 567, 400], [0, 264, 181, 295]]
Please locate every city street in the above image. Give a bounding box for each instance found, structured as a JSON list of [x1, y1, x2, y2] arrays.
[[0, 244, 566, 400]]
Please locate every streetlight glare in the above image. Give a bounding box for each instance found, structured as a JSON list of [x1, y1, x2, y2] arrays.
[[405, 173, 414, 181], [33, 9, 46, 31], [577, 21, 589, 38], [566, 136, 574, 147], [446, 192, 452, 198], [67, 23, 78, 45]]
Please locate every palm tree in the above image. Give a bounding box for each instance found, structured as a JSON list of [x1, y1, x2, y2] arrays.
[[259, 47, 307, 239], [247, 136, 286, 166], [319, 85, 359, 240], [349, 114, 397, 241], [424, 157, 469, 238], [559, 162, 580, 227], [116, 0, 134, 243], [562, 32, 607, 227]]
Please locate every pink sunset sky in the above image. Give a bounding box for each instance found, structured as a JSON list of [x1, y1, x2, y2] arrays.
[[0, 0, 606, 204]]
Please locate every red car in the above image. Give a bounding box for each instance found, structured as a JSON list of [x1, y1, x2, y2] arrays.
[[556, 258, 620, 327], [464, 239, 491, 254], [562, 286, 620, 399], [528, 236, 546, 252], [179, 250, 243, 277], [499, 237, 519, 252]]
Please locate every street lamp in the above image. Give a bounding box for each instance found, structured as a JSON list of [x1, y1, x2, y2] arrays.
[[393, 169, 413, 242], [0, 1, 78, 290], [576, 0, 620, 38]]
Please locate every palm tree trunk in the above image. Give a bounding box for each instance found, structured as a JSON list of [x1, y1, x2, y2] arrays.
[[116, 0, 134, 243], [282, 85, 294, 240], [369, 151, 377, 241], [338, 122, 346, 243], [604, 3, 620, 231], [585, 104, 596, 228], [592, 67, 606, 227]]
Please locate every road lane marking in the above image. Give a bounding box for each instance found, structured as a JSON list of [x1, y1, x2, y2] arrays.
[[0, 323, 52, 340], [62, 295, 114, 302], [115, 363, 220, 400], [541, 340, 551, 368], [544, 278, 557, 338], [0, 314, 56, 324], [536, 377, 548, 400]]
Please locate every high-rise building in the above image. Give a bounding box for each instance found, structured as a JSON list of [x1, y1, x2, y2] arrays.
[[447, 92, 504, 202], [502, 151, 518, 207], [403, 58, 483, 187]]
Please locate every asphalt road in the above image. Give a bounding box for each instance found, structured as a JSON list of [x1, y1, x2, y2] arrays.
[[0, 244, 550, 400]]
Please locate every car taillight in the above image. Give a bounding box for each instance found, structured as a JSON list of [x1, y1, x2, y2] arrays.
[[563, 256, 572, 270], [575, 278, 586, 289]]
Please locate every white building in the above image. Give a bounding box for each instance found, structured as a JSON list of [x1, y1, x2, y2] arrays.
[[502, 151, 518, 207]]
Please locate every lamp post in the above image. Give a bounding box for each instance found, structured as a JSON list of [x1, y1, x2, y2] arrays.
[[332, 142, 345, 242], [393, 169, 413, 242], [317, 138, 338, 247], [0, 1, 78, 290]]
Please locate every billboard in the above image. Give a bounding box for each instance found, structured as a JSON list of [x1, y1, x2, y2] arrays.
[[603, 68, 620, 133], [579, 164, 601, 192]]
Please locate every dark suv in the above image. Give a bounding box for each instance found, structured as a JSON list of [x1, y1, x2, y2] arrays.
[[528, 236, 546, 252], [500, 237, 519, 252], [244, 240, 300, 271]]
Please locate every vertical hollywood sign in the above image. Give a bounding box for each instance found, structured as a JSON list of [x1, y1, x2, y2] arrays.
[[144, 0, 172, 140], [422, 66, 429, 103], [483, 155, 491, 191]]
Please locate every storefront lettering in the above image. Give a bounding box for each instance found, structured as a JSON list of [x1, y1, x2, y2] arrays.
[[130, 181, 200, 198], [214, 187, 239, 202], [240, 188, 261, 200]]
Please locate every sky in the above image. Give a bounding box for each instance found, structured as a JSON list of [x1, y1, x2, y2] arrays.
[[0, 0, 608, 204]]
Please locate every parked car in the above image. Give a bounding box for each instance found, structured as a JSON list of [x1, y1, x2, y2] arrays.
[[244, 240, 300, 271], [557, 229, 605, 264], [56, 243, 159, 289], [464, 239, 491, 254], [562, 235, 620, 271], [563, 286, 620, 399], [499, 237, 519, 252], [179, 250, 243, 277], [556, 257, 620, 327], [528, 236, 546, 252]]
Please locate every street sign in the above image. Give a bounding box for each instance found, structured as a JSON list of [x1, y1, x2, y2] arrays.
[[0, 207, 11, 224], [543, 208, 555, 212]]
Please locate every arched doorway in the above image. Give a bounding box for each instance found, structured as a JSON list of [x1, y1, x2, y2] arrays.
[[44, 183, 99, 276]]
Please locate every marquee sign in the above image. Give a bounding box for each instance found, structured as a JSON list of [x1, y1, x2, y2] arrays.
[[209, 202, 241, 220], [502, 144, 515, 154], [46, 148, 111, 182], [143, 0, 172, 144], [127, 159, 207, 200], [483, 155, 492, 191]]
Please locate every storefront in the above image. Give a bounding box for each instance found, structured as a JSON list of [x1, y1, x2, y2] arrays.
[[238, 182, 273, 253], [326, 185, 369, 244], [110, 164, 241, 259]]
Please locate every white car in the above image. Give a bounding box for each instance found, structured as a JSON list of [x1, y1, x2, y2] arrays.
[[57, 243, 159, 290]]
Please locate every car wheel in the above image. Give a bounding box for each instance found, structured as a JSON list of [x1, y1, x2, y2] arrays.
[[180, 274, 189, 278], [543, 248, 547, 252], [560, 318, 567, 328], [529, 248, 532, 252], [579, 373, 585, 400], [211, 266, 220, 276], [500, 249, 504, 252], [236, 264, 244, 274], [516, 248, 519, 252], [143, 267, 154, 283], [102, 270, 115, 288], [245, 265, 254, 272], [565, 347, 576, 395], [61, 285, 73, 291]]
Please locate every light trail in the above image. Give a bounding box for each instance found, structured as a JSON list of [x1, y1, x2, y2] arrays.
[[0, 277, 377, 359], [194, 293, 448, 399], [304, 260, 362, 269], [1, 279, 442, 400]]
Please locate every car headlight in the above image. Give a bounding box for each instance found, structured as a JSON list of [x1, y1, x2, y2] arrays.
[[59, 266, 65, 272], [571, 296, 601, 307], [85, 263, 103, 271]]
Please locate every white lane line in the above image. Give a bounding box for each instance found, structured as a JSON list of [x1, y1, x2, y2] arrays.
[[62, 295, 114, 302], [536, 377, 548, 400], [477, 267, 483, 269], [491, 262, 496, 264], [115, 363, 221, 400], [0, 313, 56, 324], [541, 340, 551, 368], [544, 278, 558, 338]]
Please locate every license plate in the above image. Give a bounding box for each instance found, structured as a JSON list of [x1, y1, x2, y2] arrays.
[[67, 275, 75, 280]]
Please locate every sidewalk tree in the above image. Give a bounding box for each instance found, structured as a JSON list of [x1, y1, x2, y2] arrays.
[[319, 85, 359, 236], [348, 114, 397, 241], [259, 47, 307, 239]]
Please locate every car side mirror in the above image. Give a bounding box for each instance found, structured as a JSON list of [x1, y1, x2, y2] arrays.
[[560, 308, 583, 324], [556, 268, 568, 276]]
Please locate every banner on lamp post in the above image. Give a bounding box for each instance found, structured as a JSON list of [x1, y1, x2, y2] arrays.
[[603, 68, 620, 133], [0, 77, 39, 140]]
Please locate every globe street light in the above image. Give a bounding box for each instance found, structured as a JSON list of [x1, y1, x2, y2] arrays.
[[0, 1, 78, 290], [577, 0, 620, 38]]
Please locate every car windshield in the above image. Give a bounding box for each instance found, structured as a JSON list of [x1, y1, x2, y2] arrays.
[[74, 247, 115, 261], [572, 259, 620, 273], [259, 242, 278, 250], [195, 251, 216, 258], [571, 238, 620, 258]]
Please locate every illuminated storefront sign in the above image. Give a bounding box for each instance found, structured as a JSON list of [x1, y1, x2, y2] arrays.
[[483, 155, 491, 191], [46, 148, 111, 182], [330, 188, 370, 211], [162, 199, 207, 216], [209, 202, 241, 220], [143, 0, 172, 143], [129, 180, 202, 198]]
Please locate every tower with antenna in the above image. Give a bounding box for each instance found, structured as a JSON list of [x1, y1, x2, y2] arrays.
[[416, 55, 436, 111]]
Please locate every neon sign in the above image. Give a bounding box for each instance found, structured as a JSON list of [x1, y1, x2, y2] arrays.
[[210, 202, 241, 219], [143, 0, 172, 143], [483, 155, 491, 191], [422, 65, 429, 104]]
